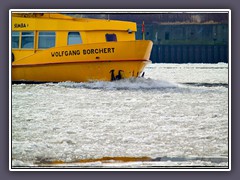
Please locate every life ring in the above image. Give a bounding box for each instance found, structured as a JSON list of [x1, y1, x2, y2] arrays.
[[12, 52, 14, 62]]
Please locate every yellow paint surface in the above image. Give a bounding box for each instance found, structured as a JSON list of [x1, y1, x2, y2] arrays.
[[11, 12, 153, 82]]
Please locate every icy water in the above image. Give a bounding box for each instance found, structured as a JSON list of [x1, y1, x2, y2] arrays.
[[11, 63, 229, 170]]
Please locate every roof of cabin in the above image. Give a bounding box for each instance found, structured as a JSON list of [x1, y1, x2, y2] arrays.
[[11, 13, 137, 31]]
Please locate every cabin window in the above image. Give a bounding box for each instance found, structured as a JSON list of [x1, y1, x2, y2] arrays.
[[105, 33, 117, 42], [68, 32, 82, 45], [21, 31, 34, 49], [38, 32, 56, 49], [12, 32, 20, 48]]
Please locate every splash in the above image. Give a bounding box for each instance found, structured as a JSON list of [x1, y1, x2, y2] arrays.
[[56, 78, 181, 90]]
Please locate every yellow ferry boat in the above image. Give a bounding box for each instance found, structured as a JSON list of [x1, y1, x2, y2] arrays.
[[11, 13, 153, 82]]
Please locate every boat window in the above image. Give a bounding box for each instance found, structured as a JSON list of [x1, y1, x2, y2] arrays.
[[21, 31, 34, 49], [68, 32, 82, 45], [38, 32, 56, 49], [12, 32, 20, 48], [105, 33, 117, 42]]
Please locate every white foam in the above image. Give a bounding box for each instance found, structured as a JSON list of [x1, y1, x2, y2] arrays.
[[11, 63, 229, 169], [57, 78, 181, 90]]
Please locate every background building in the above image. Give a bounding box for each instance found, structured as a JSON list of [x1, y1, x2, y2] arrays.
[[69, 13, 229, 63], [136, 23, 228, 63]]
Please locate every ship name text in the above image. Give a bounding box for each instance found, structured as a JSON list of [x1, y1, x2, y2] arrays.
[[14, 23, 29, 28], [50, 47, 115, 57]]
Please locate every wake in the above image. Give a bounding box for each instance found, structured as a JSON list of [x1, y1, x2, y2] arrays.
[[56, 78, 181, 90]]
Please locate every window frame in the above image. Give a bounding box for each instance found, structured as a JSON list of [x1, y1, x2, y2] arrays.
[[105, 33, 117, 42], [38, 31, 56, 49], [67, 31, 82, 45], [12, 31, 20, 49], [21, 31, 34, 49], [165, 32, 170, 40]]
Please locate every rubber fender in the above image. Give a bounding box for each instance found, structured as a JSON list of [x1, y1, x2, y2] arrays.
[[12, 52, 14, 62]]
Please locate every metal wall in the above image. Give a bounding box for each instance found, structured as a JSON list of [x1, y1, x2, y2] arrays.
[[137, 23, 229, 63], [150, 45, 228, 63]]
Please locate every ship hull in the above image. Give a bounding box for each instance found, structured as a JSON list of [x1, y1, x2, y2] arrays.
[[12, 60, 150, 82], [12, 40, 153, 82]]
